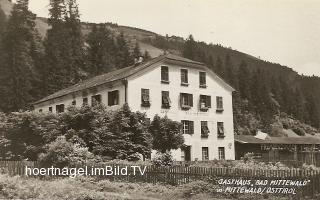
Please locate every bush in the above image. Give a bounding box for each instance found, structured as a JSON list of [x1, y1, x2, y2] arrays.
[[38, 136, 96, 168], [292, 126, 306, 136], [151, 151, 174, 166]]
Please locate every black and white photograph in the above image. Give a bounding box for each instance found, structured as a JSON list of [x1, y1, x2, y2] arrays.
[[0, 0, 320, 199]]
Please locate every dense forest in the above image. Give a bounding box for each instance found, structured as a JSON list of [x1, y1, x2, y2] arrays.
[[0, 0, 319, 136]]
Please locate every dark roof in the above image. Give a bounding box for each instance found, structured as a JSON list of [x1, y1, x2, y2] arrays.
[[235, 135, 320, 145], [34, 54, 233, 105]]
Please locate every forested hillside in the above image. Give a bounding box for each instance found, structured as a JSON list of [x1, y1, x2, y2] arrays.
[[0, 0, 319, 136]]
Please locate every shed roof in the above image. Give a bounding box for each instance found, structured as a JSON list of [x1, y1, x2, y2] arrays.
[[235, 135, 320, 145], [34, 54, 234, 105]]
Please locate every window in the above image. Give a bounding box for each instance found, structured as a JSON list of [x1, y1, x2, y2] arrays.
[[180, 69, 188, 85], [49, 107, 52, 112], [216, 96, 223, 112], [181, 120, 194, 134], [202, 147, 209, 160], [91, 94, 102, 106], [201, 121, 210, 138], [83, 97, 88, 106], [180, 93, 193, 109], [217, 122, 225, 138], [161, 91, 171, 108], [161, 66, 169, 83], [72, 100, 76, 106], [108, 90, 119, 106], [199, 72, 206, 88], [56, 104, 65, 113], [141, 89, 150, 107], [218, 147, 225, 160], [199, 95, 211, 111], [39, 109, 42, 113]]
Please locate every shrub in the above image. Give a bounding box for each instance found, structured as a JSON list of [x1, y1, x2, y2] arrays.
[[151, 151, 174, 166], [38, 136, 96, 168], [292, 126, 306, 136]]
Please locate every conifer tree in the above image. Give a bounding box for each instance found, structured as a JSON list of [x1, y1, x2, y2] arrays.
[[305, 94, 320, 128], [143, 50, 151, 61], [115, 32, 133, 67], [86, 23, 116, 75], [132, 42, 142, 59], [183, 34, 196, 60], [0, 5, 6, 36], [224, 54, 237, 88], [0, 5, 7, 69], [237, 60, 250, 100], [44, 0, 85, 95], [0, 0, 41, 112], [215, 56, 223, 77]]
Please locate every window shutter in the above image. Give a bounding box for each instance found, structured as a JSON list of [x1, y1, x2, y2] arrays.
[[115, 91, 119, 105], [180, 93, 183, 107], [189, 121, 194, 134], [206, 96, 211, 108], [189, 94, 193, 107]]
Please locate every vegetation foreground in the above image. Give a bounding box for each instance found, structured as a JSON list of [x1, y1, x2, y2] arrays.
[[0, 173, 301, 200]]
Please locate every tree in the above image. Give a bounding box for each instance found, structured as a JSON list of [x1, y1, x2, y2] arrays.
[[43, 0, 85, 95], [183, 34, 197, 60], [305, 94, 320, 128], [104, 104, 151, 160], [0, 4, 6, 36], [0, 0, 42, 112], [143, 50, 151, 61], [132, 42, 142, 59], [115, 32, 133, 67], [149, 115, 184, 153], [215, 56, 223, 77], [237, 60, 251, 100], [224, 54, 237, 89], [86, 23, 116, 75]]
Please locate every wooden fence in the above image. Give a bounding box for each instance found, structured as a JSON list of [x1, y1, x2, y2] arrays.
[[1, 161, 320, 198]]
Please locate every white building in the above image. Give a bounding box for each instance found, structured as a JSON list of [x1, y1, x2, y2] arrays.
[[33, 54, 235, 161]]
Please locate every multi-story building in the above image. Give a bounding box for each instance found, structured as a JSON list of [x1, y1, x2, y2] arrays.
[[33, 54, 235, 161]]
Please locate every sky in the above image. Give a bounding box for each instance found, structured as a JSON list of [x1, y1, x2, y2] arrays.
[[27, 0, 320, 76]]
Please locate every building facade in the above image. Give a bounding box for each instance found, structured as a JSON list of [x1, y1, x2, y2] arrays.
[[33, 54, 235, 161]]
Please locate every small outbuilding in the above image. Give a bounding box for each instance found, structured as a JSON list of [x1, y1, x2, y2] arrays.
[[235, 133, 320, 166]]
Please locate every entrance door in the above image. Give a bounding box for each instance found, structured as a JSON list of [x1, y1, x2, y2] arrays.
[[182, 146, 191, 161]]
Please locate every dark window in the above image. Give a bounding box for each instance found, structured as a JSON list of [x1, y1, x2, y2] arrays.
[[181, 120, 194, 134], [181, 69, 188, 85], [180, 93, 193, 109], [199, 95, 211, 111], [49, 107, 52, 112], [161, 91, 171, 108], [217, 122, 225, 138], [202, 147, 209, 160], [201, 121, 210, 138], [92, 94, 102, 106], [83, 97, 88, 106], [56, 104, 65, 113], [199, 72, 206, 87], [72, 100, 76, 106], [141, 89, 150, 107], [39, 109, 42, 113], [218, 147, 225, 160], [216, 96, 223, 112], [108, 90, 119, 106], [161, 66, 169, 83]]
